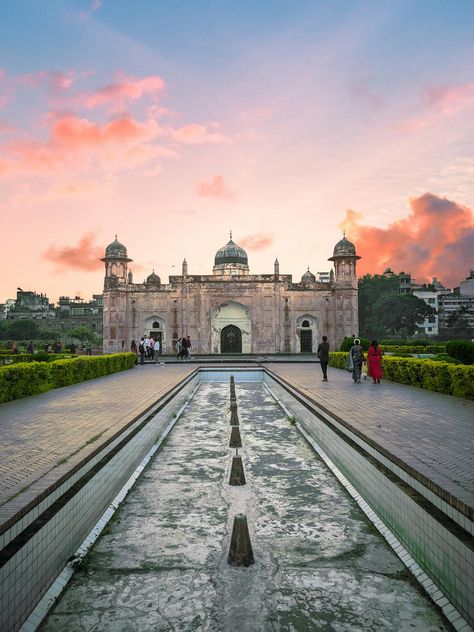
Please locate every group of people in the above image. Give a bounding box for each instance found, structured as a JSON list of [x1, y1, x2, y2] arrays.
[[317, 336, 383, 385], [131, 336, 161, 365], [176, 336, 192, 360]]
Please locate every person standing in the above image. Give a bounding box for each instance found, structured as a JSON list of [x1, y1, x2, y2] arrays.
[[185, 335, 192, 360], [144, 335, 151, 359], [154, 339, 161, 364], [176, 338, 182, 359], [349, 338, 365, 383], [12, 341, 18, 354], [317, 335, 330, 381], [138, 337, 146, 365], [150, 337, 155, 360], [367, 339, 383, 384], [26, 341, 34, 354]]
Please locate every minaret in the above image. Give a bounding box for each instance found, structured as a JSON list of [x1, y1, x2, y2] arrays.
[[328, 234, 360, 289], [101, 235, 132, 290], [274, 258, 280, 277]]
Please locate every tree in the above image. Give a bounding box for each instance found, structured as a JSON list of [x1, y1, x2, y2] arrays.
[[358, 274, 400, 336], [0, 319, 40, 340], [444, 306, 473, 338], [69, 326, 101, 348], [367, 294, 434, 337]]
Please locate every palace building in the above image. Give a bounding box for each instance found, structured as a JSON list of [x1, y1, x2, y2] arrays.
[[102, 234, 360, 354]]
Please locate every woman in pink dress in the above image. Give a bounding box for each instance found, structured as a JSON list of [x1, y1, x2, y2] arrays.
[[367, 340, 383, 384]]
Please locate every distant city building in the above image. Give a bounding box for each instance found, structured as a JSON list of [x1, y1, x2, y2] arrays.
[[56, 295, 103, 333], [383, 268, 473, 336], [101, 234, 360, 354]]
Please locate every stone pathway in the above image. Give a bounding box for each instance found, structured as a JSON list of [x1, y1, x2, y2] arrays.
[[0, 365, 195, 528], [267, 363, 474, 518]]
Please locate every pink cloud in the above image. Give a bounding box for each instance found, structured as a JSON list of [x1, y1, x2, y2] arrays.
[[340, 192, 474, 287], [79, 75, 165, 110], [43, 233, 104, 271], [173, 123, 229, 144], [195, 175, 234, 199], [425, 81, 474, 114], [240, 233, 274, 251], [0, 114, 165, 177]]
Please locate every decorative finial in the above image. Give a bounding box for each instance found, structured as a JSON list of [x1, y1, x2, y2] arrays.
[[230, 229, 232, 240], [307, 265, 310, 271], [343, 229, 346, 238], [115, 233, 117, 240]]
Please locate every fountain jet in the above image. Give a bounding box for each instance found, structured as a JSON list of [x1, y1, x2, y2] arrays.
[[229, 426, 242, 448], [228, 514, 255, 566], [229, 455, 246, 486]]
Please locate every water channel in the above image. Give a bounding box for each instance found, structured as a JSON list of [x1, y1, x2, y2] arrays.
[[42, 382, 448, 631]]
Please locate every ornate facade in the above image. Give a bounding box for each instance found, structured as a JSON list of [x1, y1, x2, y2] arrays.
[[102, 234, 360, 354]]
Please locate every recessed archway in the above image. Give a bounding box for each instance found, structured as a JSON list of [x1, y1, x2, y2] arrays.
[[211, 301, 251, 354]]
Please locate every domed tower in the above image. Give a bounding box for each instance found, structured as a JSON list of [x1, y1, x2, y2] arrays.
[[213, 232, 249, 276], [301, 267, 316, 284], [328, 234, 360, 288], [145, 270, 161, 288], [101, 236, 133, 290]]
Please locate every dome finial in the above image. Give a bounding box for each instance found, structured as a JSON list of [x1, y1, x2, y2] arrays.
[[230, 229, 232, 240], [115, 233, 117, 240]]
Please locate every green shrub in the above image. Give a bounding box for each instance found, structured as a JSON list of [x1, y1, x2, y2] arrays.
[[0, 353, 136, 403], [448, 365, 474, 399], [329, 352, 473, 399], [340, 337, 371, 351], [446, 340, 474, 365], [382, 345, 446, 354]]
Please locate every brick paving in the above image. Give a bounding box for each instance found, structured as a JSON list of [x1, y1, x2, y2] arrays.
[[0, 365, 195, 528], [267, 363, 474, 517]]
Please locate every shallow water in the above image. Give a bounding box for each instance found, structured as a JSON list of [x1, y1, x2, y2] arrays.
[[42, 383, 448, 631]]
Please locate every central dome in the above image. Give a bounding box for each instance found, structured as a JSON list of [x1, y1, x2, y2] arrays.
[[214, 237, 248, 265]]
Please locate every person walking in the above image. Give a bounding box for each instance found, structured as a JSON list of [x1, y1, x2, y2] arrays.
[[26, 341, 34, 354], [317, 335, 330, 381], [130, 339, 138, 364], [367, 339, 383, 384], [176, 338, 182, 359], [349, 338, 365, 383], [150, 337, 155, 360]]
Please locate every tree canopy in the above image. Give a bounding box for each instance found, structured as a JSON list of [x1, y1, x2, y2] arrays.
[[367, 294, 434, 337], [358, 274, 400, 336]]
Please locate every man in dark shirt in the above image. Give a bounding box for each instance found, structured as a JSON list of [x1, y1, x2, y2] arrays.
[[317, 335, 330, 382]]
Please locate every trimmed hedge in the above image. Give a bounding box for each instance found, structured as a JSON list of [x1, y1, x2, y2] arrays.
[[446, 340, 474, 365], [382, 344, 446, 354], [0, 353, 74, 366], [0, 353, 136, 403], [328, 352, 474, 399], [340, 337, 371, 351]]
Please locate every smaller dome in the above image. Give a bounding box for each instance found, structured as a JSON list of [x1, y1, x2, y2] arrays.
[[332, 236, 356, 258], [105, 235, 128, 258], [302, 267, 316, 283], [146, 270, 161, 286]]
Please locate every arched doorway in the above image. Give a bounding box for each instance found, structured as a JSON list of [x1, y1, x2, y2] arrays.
[[221, 325, 242, 353], [300, 329, 312, 352]]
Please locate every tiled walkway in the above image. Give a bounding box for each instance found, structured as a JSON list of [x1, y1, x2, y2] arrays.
[[0, 365, 195, 527], [267, 363, 474, 518], [0, 362, 473, 530]]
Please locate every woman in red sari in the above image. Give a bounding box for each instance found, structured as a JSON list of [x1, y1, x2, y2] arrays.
[[367, 339, 383, 384]]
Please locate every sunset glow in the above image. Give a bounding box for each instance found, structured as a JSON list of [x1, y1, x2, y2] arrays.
[[1, 1, 474, 301]]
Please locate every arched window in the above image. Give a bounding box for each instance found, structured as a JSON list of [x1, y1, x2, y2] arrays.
[[153, 321, 160, 328], [302, 320, 310, 328]]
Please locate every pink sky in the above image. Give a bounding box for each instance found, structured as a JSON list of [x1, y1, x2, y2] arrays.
[[1, 2, 473, 301]]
